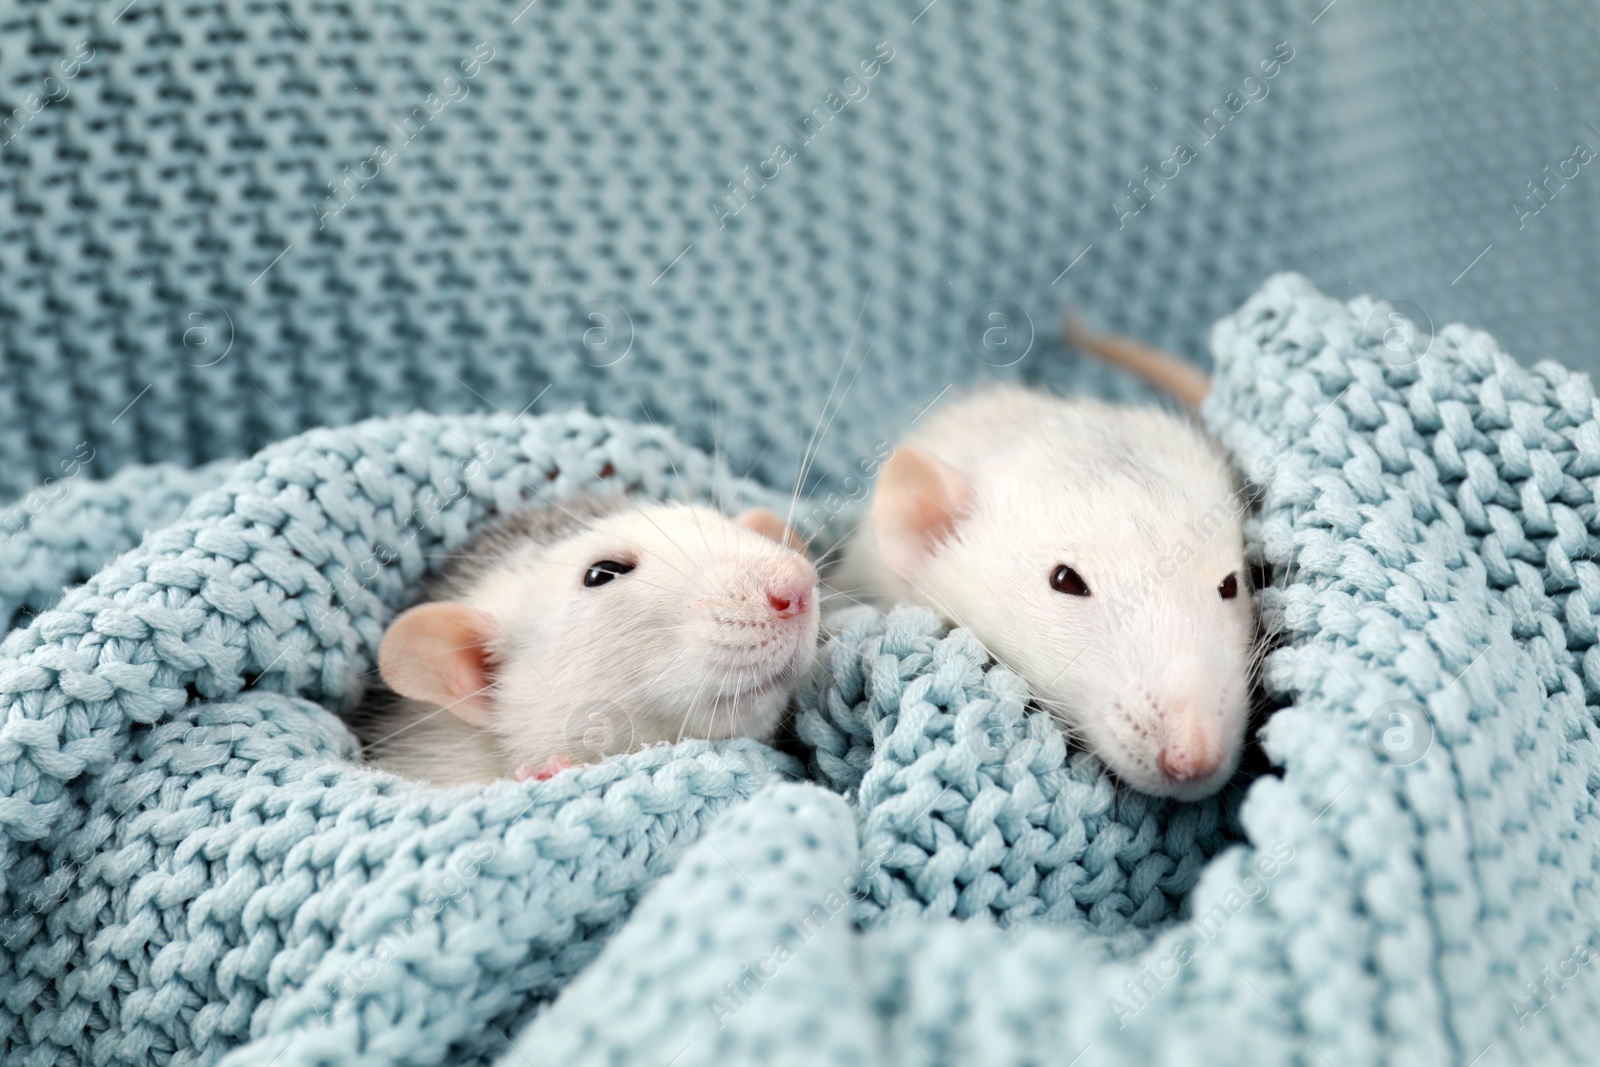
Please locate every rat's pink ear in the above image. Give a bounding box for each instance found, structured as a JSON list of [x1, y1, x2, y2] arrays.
[[736, 508, 808, 553], [378, 602, 497, 727], [872, 446, 974, 582]]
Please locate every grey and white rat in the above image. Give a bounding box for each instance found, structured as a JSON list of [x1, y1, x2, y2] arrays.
[[835, 329, 1251, 800], [358, 495, 820, 787]]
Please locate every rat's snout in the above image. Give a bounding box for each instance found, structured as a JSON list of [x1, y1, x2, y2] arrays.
[[767, 586, 809, 618], [762, 556, 818, 622], [1157, 718, 1222, 783], [765, 560, 815, 618], [705, 549, 817, 627]]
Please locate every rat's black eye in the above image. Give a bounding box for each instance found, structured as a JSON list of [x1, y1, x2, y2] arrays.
[[1050, 565, 1090, 597], [1218, 572, 1239, 599], [584, 560, 635, 588]]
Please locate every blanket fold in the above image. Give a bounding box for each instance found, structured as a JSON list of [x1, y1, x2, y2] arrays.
[[505, 272, 1600, 1065], [0, 410, 797, 1067], [4, 273, 1600, 1066], [796, 604, 1245, 937]]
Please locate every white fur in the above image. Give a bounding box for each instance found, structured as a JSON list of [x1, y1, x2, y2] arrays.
[[373, 503, 819, 786], [838, 385, 1254, 800]]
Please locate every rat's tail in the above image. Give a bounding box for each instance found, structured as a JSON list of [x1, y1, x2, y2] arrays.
[[1063, 316, 1211, 410]]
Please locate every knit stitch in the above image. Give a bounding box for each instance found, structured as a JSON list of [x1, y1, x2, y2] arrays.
[[0, 409, 799, 1067], [6, 0, 1598, 508], [495, 274, 1600, 1065]]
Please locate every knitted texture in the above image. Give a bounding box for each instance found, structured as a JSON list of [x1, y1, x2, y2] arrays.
[[796, 605, 1245, 937], [0, 408, 802, 1067], [6, 0, 1598, 505], [498, 273, 1600, 1066], [0, 460, 234, 632]]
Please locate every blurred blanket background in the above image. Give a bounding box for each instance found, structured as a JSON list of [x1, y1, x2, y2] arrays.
[[1, 0, 1596, 500]]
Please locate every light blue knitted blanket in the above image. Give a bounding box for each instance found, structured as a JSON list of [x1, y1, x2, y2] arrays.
[[496, 272, 1600, 1065], [4, 0, 1598, 1061], [0, 410, 808, 1066], [2, 273, 1595, 1065]]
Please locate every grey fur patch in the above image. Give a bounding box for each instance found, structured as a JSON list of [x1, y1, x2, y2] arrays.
[[350, 491, 635, 757], [417, 491, 633, 603]]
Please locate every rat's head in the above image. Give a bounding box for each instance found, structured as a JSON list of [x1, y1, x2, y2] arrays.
[[871, 433, 1255, 800], [379, 503, 818, 769]]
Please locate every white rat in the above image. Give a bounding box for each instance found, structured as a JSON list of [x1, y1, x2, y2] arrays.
[[358, 495, 820, 787], [836, 328, 1252, 800]]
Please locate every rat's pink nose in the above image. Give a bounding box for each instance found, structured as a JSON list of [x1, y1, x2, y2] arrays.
[[1157, 727, 1221, 782], [766, 585, 810, 619]]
